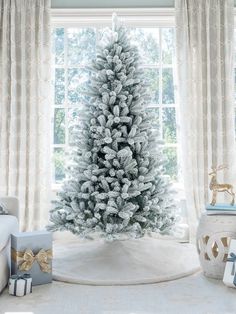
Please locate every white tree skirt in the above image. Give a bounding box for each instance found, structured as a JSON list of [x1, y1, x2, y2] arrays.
[[53, 237, 200, 285]]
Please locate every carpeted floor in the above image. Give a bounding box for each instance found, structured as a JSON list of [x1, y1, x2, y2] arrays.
[[0, 272, 236, 314]]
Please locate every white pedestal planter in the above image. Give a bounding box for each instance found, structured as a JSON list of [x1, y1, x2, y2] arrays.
[[196, 213, 236, 279]]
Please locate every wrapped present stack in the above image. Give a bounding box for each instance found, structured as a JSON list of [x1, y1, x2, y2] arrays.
[[11, 231, 52, 286]]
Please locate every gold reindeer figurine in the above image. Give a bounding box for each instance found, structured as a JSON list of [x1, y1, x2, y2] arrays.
[[209, 165, 235, 206]]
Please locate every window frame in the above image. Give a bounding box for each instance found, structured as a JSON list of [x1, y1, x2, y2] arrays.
[[51, 8, 175, 28], [51, 8, 179, 190]]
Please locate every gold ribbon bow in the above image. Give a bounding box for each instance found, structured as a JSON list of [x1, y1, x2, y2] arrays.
[[11, 248, 52, 273]]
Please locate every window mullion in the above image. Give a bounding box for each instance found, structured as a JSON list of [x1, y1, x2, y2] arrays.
[[159, 28, 163, 141], [54, 144, 66, 148], [64, 27, 69, 153]]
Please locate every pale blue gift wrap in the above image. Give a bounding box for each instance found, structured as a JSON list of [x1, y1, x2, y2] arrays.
[[11, 231, 52, 286]]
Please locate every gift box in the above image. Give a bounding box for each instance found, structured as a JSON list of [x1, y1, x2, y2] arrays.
[[9, 274, 32, 297], [11, 231, 52, 286], [223, 239, 236, 288]]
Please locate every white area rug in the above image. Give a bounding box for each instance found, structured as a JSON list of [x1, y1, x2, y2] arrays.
[[52, 237, 200, 285]]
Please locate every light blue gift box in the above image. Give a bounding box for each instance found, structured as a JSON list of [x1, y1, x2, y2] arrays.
[[11, 231, 52, 286]]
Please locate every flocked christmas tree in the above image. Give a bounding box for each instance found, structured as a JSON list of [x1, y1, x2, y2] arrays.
[[48, 16, 178, 240]]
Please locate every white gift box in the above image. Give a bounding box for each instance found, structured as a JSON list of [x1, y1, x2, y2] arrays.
[[223, 239, 236, 288], [9, 274, 32, 297]]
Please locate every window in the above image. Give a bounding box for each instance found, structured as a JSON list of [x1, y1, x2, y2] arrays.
[[52, 27, 97, 183], [51, 11, 179, 186]]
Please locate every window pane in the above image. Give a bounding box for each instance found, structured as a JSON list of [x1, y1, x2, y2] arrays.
[[130, 28, 159, 64], [162, 108, 177, 143], [163, 147, 177, 181], [162, 28, 174, 64], [68, 68, 90, 104], [162, 68, 174, 104], [67, 28, 96, 66], [68, 108, 80, 145], [147, 108, 160, 132], [53, 148, 65, 183], [55, 68, 65, 105], [54, 109, 65, 144], [144, 69, 159, 104], [53, 28, 64, 65]]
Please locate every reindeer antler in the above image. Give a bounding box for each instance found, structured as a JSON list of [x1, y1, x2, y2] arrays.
[[216, 164, 228, 171], [209, 165, 228, 175]]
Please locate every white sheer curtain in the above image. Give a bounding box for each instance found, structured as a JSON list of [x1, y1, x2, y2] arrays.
[[0, 0, 52, 230], [175, 0, 236, 240]]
